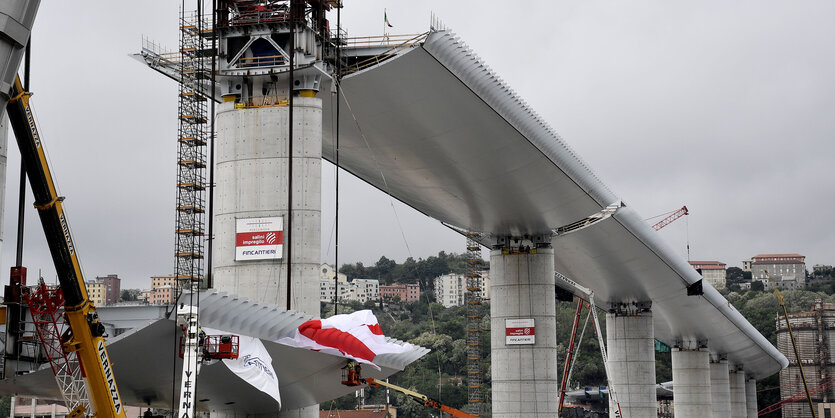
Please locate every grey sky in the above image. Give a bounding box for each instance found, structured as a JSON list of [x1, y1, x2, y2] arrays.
[[3, 1, 833, 289]]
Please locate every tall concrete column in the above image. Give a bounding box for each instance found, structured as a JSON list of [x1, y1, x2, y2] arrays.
[[729, 368, 747, 418], [490, 246, 557, 417], [745, 378, 758, 418], [606, 307, 656, 418], [214, 97, 321, 315], [710, 358, 731, 418], [671, 345, 712, 418], [214, 96, 321, 418], [0, 117, 7, 258]]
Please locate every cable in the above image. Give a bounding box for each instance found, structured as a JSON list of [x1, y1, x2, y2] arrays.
[[334, 1, 341, 316], [338, 89, 413, 258]]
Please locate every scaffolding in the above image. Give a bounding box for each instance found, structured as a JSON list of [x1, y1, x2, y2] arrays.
[[175, 9, 209, 282], [465, 233, 484, 416], [775, 300, 835, 417]]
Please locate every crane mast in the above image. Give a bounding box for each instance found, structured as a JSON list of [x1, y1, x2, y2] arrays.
[[6, 76, 126, 418]]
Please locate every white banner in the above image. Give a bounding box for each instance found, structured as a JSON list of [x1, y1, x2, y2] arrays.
[[204, 329, 281, 407], [235, 217, 283, 261]]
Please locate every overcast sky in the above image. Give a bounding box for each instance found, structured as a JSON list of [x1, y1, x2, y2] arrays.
[[2, 1, 833, 289]]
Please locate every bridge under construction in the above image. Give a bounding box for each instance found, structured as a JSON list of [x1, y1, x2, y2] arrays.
[[0, 2, 788, 418]]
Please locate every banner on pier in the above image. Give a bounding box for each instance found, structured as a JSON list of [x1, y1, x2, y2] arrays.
[[235, 217, 283, 261]]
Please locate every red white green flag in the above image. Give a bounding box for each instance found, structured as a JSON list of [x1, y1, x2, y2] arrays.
[[384, 9, 393, 28]]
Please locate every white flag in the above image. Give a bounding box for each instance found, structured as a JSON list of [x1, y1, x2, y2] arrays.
[[204, 329, 281, 407]]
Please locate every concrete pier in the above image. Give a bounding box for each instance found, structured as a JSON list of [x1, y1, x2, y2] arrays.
[[710, 358, 731, 418], [606, 309, 656, 418], [214, 96, 321, 418], [671, 345, 712, 418], [213, 97, 321, 315], [746, 378, 758, 418], [490, 247, 557, 417], [729, 368, 747, 418]]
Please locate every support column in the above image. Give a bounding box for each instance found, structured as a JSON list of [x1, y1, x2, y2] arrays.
[[490, 246, 557, 418], [745, 378, 758, 418], [214, 96, 321, 315], [214, 93, 321, 418], [671, 343, 712, 418], [710, 358, 731, 418], [9, 396, 14, 418], [606, 306, 656, 418], [729, 368, 747, 418]]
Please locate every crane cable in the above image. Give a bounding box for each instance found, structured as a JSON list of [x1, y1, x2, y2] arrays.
[[338, 89, 413, 258]]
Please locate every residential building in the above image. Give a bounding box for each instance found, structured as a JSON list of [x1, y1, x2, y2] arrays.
[[434, 272, 491, 308], [320, 264, 352, 302], [95, 274, 121, 304], [86, 281, 107, 307], [749, 254, 806, 289], [149, 275, 181, 305], [434, 274, 465, 308], [689, 261, 727, 289], [742, 259, 753, 272], [351, 279, 380, 304], [318, 265, 380, 304], [151, 285, 177, 305], [140, 289, 151, 303], [320, 276, 350, 303], [380, 283, 420, 303]]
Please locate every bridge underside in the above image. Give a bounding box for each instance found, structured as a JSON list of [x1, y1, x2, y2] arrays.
[[319, 30, 786, 380]]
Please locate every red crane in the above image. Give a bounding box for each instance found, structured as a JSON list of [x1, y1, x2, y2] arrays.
[[651, 206, 688, 231]]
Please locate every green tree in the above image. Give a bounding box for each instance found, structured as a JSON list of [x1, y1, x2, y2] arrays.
[[120, 288, 141, 302]]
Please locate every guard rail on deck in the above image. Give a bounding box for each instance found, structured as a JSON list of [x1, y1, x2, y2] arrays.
[[340, 32, 429, 76]]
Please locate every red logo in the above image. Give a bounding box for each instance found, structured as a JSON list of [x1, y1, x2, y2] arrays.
[[237, 231, 283, 246]]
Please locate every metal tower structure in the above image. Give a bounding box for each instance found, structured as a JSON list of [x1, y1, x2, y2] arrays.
[[175, 8, 209, 284], [465, 233, 484, 415]]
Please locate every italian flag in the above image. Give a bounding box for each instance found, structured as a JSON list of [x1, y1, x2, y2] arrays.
[[384, 9, 393, 28]]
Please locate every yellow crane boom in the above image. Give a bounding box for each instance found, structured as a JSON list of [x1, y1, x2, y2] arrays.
[[6, 76, 126, 418], [364, 378, 478, 418], [765, 269, 816, 418]]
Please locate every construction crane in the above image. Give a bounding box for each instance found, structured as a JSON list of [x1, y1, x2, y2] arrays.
[[558, 298, 586, 416], [764, 269, 817, 418], [554, 272, 623, 418], [759, 377, 835, 415], [651, 205, 688, 231], [340, 367, 477, 418], [6, 76, 125, 418]]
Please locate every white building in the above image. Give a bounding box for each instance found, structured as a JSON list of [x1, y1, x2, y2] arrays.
[[350, 279, 380, 304], [434, 274, 464, 308], [319, 264, 378, 303], [319, 264, 350, 302], [434, 272, 490, 308]]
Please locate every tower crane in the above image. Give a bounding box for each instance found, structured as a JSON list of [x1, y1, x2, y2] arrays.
[[651, 205, 688, 231]]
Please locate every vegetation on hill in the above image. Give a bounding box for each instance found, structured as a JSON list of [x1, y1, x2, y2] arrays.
[[337, 252, 483, 291]]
